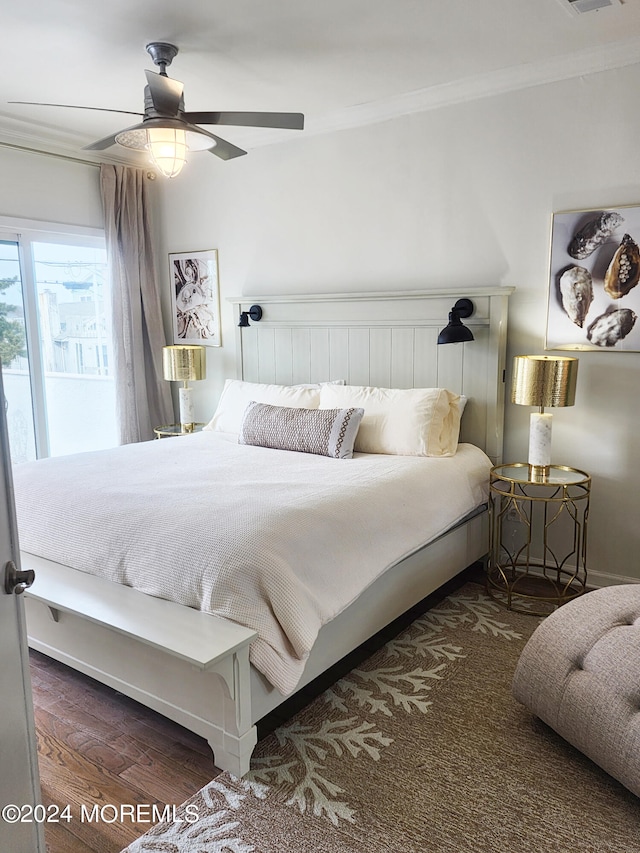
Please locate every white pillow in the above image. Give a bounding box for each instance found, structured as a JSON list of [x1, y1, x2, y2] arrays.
[[318, 384, 461, 457], [205, 379, 321, 434], [292, 379, 346, 389]]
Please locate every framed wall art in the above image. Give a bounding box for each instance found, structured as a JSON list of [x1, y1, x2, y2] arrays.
[[169, 249, 221, 346], [546, 205, 640, 352]]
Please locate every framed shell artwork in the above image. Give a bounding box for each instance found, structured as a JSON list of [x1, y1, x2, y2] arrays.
[[546, 205, 640, 351]]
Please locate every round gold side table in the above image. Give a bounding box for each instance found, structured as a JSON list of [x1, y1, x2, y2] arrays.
[[153, 423, 205, 438], [487, 463, 590, 615]]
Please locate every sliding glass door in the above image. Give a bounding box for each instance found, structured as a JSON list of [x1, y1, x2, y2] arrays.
[[0, 227, 117, 462], [0, 240, 35, 463]]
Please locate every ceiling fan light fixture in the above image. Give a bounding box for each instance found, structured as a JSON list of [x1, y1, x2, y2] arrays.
[[113, 120, 218, 176], [145, 127, 187, 178]]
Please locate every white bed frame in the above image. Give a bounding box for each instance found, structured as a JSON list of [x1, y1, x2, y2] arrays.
[[23, 287, 512, 777]]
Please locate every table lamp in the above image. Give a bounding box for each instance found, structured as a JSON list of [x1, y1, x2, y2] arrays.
[[511, 355, 578, 482], [162, 345, 206, 431]]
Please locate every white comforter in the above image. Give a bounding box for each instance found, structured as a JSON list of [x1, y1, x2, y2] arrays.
[[13, 432, 491, 694]]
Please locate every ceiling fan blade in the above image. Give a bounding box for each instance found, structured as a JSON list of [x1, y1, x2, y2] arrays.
[[177, 122, 245, 160], [187, 128, 247, 161], [9, 101, 143, 117], [207, 135, 247, 160], [183, 111, 304, 130], [81, 120, 148, 151], [82, 132, 120, 151], [145, 70, 183, 116]]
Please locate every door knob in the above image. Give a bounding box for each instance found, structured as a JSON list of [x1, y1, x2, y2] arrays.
[[4, 560, 35, 595]]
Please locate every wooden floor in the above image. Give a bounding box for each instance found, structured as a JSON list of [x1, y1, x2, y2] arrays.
[[30, 650, 221, 853], [30, 564, 484, 853]]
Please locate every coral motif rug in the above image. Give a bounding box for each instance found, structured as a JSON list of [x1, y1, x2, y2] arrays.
[[122, 583, 640, 853]]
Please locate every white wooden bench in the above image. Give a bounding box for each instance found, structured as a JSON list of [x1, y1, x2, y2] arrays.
[[24, 553, 258, 777]]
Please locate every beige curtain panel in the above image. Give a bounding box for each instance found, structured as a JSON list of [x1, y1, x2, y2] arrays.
[[100, 164, 173, 443]]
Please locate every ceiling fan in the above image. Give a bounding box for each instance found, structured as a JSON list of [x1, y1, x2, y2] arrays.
[[10, 42, 304, 177]]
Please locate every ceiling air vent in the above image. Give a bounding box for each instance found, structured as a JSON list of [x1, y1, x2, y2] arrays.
[[557, 0, 621, 15]]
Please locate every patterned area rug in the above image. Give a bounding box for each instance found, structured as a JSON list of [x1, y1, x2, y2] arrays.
[[122, 583, 640, 853]]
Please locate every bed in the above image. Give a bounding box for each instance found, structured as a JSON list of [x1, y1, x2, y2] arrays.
[[18, 287, 512, 777]]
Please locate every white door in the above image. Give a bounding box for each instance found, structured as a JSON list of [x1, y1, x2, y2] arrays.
[[0, 370, 45, 852]]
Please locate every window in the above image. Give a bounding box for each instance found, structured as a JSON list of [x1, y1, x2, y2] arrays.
[[0, 222, 117, 463]]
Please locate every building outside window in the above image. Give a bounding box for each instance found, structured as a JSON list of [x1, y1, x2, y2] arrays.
[[0, 222, 118, 463]]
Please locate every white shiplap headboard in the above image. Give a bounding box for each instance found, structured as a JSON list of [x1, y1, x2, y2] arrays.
[[229, 288, 513, 464]]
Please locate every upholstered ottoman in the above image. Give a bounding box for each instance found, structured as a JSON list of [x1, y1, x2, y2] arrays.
[[512, 584, 640, 798]]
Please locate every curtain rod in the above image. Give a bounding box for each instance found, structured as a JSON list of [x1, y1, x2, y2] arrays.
[[0, 140, 156, 178], [0, 139, 99, 167]]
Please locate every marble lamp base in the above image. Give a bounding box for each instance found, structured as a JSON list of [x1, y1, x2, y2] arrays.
[[528, 412, 552, 481], [179, 385, 195, 429]]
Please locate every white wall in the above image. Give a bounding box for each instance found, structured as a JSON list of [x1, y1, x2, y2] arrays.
[[158, 62, 640, 586], [0, 147, 103, 228]]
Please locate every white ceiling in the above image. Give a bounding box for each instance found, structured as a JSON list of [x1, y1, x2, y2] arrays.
[[3, 0, 640, 164]]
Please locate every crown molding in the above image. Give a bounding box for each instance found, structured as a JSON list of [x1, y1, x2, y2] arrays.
[[234, 35, 640, 149]]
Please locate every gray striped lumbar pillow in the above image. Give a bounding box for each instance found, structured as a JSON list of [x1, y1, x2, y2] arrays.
[[239, 401, 364, 459]]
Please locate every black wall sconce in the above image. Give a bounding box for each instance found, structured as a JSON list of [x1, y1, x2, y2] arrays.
[[437, 298, 475, 345], [238, 305, 263, 327]]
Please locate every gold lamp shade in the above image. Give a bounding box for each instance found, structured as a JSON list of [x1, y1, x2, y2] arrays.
[[511, 355, 579, 481], [162, 345, 206, 430], [511, 355, 577, 410], [162, 345, 206, 384]]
